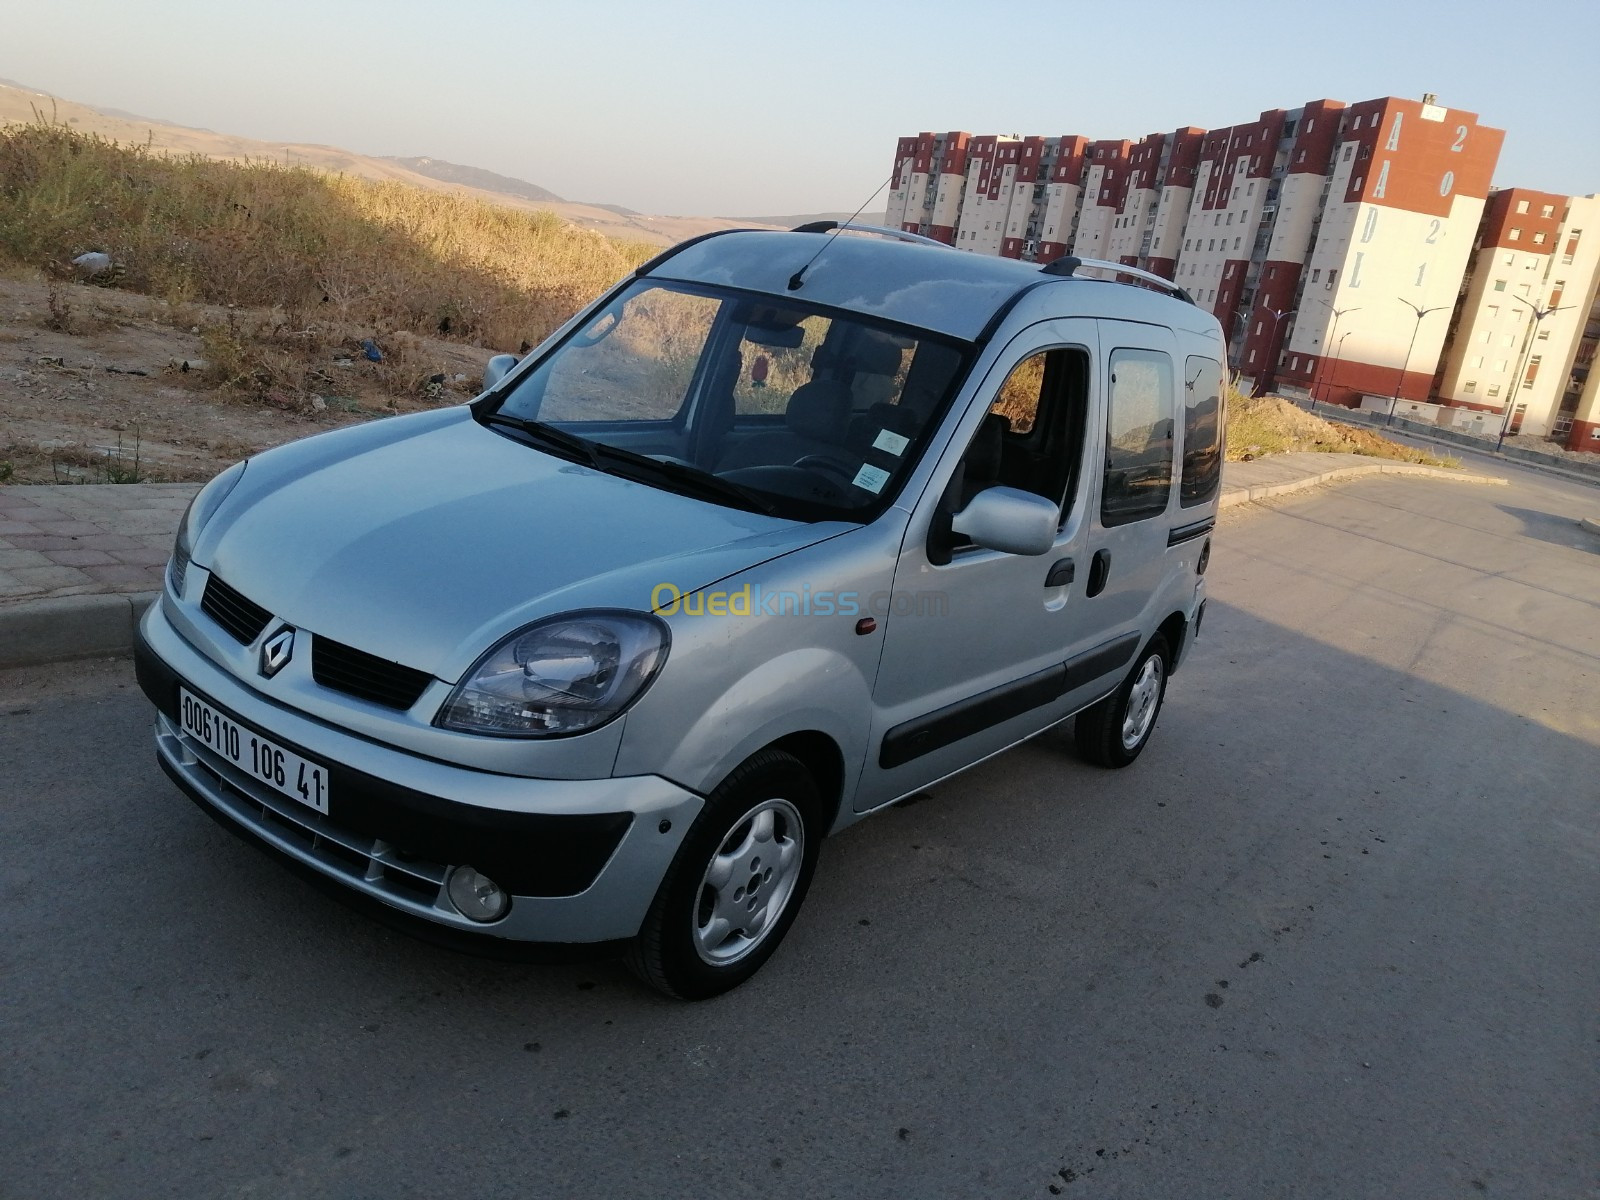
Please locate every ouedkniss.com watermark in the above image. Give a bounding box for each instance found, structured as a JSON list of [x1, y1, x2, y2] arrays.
[[651, 583, 948, 618]]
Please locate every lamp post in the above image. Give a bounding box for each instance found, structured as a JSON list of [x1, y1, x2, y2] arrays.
[[1311, 303, 1359, 412], [1496, 295, 1572, 451], [1325, 330, 1354, 410], [1388, 298, 1447, 426], [1250, 306, 1296, 398]]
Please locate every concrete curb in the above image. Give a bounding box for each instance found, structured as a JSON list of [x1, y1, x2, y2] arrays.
[[1580, 516, 1600, 537], [1218, 462, 1507, 509], [0, 591, 158, 670]]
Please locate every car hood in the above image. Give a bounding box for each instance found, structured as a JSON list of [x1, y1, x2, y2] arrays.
[[196, 409, 847, 680]]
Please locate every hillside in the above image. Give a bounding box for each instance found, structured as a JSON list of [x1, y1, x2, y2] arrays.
[[381, 155, 565, 204], [0, 80, 764, 246]]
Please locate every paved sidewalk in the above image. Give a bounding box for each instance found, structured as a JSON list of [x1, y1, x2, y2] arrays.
[[0, 455, 1506, 668]]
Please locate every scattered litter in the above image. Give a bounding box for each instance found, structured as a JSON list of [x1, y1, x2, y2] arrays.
[[71, 251, 112, 276], [361, 338, 382, 362], [332, 357, 355, 368], [35, 356, 66, 368], [310, 394, 328, 412], [104, 366, 149, 376], [170, 357, 207, 373]]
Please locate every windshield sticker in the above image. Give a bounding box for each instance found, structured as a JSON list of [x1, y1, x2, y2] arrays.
[[871, 429, 910, 456], [852, 464, 891, 493]]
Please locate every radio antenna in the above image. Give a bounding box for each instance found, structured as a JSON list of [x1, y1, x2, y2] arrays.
[[787, 173, 894, 291]]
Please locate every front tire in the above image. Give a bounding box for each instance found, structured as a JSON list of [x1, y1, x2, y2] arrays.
[[626, 749, 822, 999], [1074, 633, 1170, 768]]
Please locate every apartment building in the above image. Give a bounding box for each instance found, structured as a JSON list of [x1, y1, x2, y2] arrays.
[[887, 97, 1527, 425], [1433, 190, 1600, 443]]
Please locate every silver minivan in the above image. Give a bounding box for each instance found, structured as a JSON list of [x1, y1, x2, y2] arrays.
[[136, 226, 1225, 998]]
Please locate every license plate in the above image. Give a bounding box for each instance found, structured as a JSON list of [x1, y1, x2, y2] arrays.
[[179, 689, 331, 814]]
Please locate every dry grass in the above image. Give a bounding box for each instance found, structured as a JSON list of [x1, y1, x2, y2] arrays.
[[0, 122, 656, 404], [1226, 386, 1459, 468]]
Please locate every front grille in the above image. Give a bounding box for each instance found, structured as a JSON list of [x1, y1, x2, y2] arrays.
[[201, 574, 272, 644], [312, 636, 433, 710]]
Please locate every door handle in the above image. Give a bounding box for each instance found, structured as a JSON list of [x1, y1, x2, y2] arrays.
[[1086, 549, 1111, 597], [1045, 558, 1075, 588]]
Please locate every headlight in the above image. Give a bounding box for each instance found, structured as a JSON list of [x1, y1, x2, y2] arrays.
[[171, 460, 247, 596], [437, 612, 668, 737]]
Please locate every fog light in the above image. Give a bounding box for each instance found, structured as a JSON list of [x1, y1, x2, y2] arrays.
[[446, 866, 510, 923]]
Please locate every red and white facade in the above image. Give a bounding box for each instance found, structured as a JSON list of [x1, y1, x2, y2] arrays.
[[885, 97, 1600, 453], [1434, 189, 1600, 447]]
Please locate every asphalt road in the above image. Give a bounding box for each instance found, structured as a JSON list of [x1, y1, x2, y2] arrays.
[[3, 469, 1597, 1200]]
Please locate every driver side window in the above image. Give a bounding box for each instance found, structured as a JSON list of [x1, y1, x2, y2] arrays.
[[955, 347, 1089, 513]]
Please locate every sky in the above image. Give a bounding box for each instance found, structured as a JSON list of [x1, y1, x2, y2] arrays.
[[7, 0, 1599, 218]]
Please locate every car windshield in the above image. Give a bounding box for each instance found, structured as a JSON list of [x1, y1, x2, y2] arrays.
[[481, 280, 970, 522]]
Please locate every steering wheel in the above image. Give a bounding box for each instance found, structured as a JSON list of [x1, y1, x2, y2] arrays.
[[792, 454, 859, 485]]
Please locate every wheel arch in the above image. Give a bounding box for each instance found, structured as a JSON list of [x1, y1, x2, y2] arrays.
[[1157, 610, 1188, 672], [759, 730, 847, 835]]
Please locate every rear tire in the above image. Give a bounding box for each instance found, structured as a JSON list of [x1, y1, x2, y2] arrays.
[[1074, 634, 1170, 768], [626, 749, 822, 1000]]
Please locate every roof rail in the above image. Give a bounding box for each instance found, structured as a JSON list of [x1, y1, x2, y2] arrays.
[[1039, 255, 1194, 304], [791, 221, 951, 249]]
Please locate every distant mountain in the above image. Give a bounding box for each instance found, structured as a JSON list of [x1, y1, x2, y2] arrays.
[[583, 202, 642, 217], [382, 156, 564, 205], [734, 212, 887, 228]]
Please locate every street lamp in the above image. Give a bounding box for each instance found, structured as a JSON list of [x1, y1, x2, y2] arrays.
[[1250, 306, 1296, 398], [1388, 298, 1447, 426], [1311, 302, 1360, 412], [1496, 294, 1572, 451]]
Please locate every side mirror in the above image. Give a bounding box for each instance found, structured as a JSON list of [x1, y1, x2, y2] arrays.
[[482, 354, 520, 391], [950, 486, 1058, 556]]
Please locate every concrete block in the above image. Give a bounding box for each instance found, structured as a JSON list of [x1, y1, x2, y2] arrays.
[[0, 592, 159, 669]]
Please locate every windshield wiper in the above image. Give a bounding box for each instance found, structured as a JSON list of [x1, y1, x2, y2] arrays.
[[478, 412, 599, 468], [479, 412, 776, 515], [590, 445, 778, 516]]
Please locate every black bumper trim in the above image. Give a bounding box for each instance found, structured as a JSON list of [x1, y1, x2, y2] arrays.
[[136, 626, 632, 898]]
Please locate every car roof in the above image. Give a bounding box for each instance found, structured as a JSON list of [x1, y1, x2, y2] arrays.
[[642, 229, 1201, 343]]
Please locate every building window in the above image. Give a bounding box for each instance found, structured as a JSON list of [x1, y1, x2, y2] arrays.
[[1234, 237, 1241, 249], [1508, 228, 1522, 241], [1493, 279, 1507, 292], [1541, 204, 1554, 218], [1464, 381, 1477, 392], [1533, 232, 1546, 244], [1515, 199, 1529, 214], [1537, 329, 1550, 340], [1524, 355, 1541, 386], [1342, 144, 1354, 162], [1494, 359, 1508, 371], [1327, 269, 1337, 288], [1473, 356, 1484, 368], [1488, 385, 1501, 397], [1248, 349, 1257, 363], [1312, 268, 1321, 282]]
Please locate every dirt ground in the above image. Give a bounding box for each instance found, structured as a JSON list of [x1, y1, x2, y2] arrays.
[[0, 274, 496, 484]]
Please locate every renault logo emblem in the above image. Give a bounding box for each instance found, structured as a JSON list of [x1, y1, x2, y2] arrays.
[[260, 627, 295, 678]]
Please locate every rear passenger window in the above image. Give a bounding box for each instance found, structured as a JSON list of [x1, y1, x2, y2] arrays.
[[1180, 356, 1223, 507], [1101, 348, 1175, 526]]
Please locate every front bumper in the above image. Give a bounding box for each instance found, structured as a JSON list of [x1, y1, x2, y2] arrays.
[[136, 600, 703, 944]]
